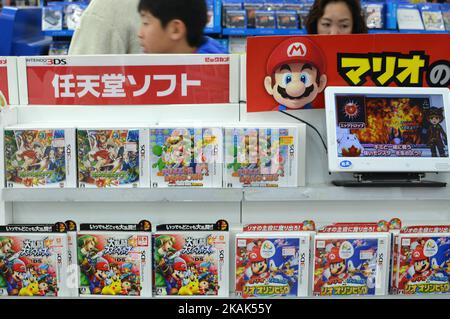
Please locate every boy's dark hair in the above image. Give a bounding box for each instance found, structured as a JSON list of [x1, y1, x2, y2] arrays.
[[138, 0, 207, 47], [305, 0, 368, 34]]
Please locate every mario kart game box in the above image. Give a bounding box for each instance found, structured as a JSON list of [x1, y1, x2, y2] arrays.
[[77, 127, 150, 188], [235, 221, 316, 298], [149, 126, 223, 187], [153, 220, 229, 297], [393, 225, 450, 295], [224, 124, 306, 187], [313, 223, 391, 296], [4, 126, 76, 188], [0, 223, 71, 297], [77, 220, 152, 297]]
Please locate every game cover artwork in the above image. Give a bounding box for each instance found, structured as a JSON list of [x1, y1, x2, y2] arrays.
[[77, 233, 150, 296], [224, 127, 297, 187], [154, 233, 226, 296], [4, 130, 67, 187], [235, 237, 301, 298], [397, 237, 450, 294], [335, 96, 448, 158], [150, 127, 222, 187], [77, 129, 140, 187], [0, 235, 65, 296], [313, 238, 380, 296]]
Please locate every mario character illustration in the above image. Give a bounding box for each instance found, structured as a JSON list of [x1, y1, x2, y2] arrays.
[[407, 245, 432, 281], [5, 259, 27, 296], [425, 107, 448, 157], [247, 246, 269, 283], [322, 247, 348, 285], [168, 257, 187, 295], [89, 257, 110, 294], [264, 37, 327, 111]]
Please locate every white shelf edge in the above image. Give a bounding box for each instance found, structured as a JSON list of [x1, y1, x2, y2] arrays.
[[1, 188, 243, 203]]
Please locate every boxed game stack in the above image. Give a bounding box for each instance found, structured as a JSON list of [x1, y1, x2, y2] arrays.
[[149, 125, 223, 188], [4, 126, 76, 188], [77, 220, 153, 297], [153, 220, 229, 297], [0, 223, 72, 297], [77, 127, 149, 188], [224, 124, 306, 187], [313, 222, 391, 296], [397, 4, 425, 31], [235, 220, 316, 298], [391, 225, 450, 295]]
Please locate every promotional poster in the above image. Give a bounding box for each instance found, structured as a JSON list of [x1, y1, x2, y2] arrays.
[[247, 34, 450, 112]]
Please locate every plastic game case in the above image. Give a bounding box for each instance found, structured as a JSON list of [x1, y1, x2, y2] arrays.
[[276, 11, 299, 29], [153, 229, 229, 297], [235, 232, 311, 298], [4, 128, 76, 188], [394, 233, 450, 294], [42, 6, 63, 31], [421, 11, 445, 31], [313, 233, 390, 296], [77, 227, 152, 297], [225, 10, 247, 28], [443, 11, 450, 30], [0, 226, 70, 297], [224, 126, 300, 188], [365, 4, 384, 29], [77, 128, 148, 188], [255, 10, 276, 29]]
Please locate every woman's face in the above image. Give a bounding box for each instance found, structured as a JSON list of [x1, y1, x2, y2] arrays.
[[317, 1, 353, 35]]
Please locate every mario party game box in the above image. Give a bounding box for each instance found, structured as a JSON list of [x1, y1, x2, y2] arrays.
[[4, 126, 76, 188], [0, 223, 71, 297], [235, 221, 315, 298], [313, 224, 391, 296], [77, 220, 152, 297], [224, 124, 306, 187], [77, 127, 149, 188], [153, 220, 229, 297], [149, 126, 223, 187], [393, 225, 450, 295]]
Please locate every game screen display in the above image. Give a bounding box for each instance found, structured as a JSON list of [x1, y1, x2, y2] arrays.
[[335, 95, 448, 158]]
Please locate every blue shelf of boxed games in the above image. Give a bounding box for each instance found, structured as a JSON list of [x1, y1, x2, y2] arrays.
[[223, 28, 306, 36]]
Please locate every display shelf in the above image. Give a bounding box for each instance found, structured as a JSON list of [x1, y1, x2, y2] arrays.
[[222, 28, 306, 36], [1, 188, 243, 203], [244, 184, 450, 202]]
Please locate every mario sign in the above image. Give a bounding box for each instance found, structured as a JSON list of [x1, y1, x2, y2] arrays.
[[247, 34, 450, 112]]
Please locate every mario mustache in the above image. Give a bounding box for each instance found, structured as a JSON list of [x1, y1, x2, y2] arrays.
[[277, 84, 314, 100]]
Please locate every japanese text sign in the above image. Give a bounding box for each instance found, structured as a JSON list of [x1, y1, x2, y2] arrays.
[[19, 55, 238, 105], [247, 34, 450, 112]]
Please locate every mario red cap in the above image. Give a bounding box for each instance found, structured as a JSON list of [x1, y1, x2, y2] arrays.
[[174, 260, 187, 272], [95, 258, 109, 271], [12, 259, 26, 273], [411, 245, 427, 262], [327, 247, 343, 264], [266, 37, 326, 76], [249, 247, 265, 263]]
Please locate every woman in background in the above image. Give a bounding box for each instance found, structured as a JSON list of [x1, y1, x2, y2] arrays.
[[305, 0, 368, 35]]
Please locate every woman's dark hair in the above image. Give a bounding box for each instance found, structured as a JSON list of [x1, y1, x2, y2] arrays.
[[305, 0, 368, 34]]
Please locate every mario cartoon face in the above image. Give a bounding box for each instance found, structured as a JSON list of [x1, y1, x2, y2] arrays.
[[249, 247, 268, 275], [328, 247, 346, 276], [264, 38, 327, 110], [411, 246, 430, 273]]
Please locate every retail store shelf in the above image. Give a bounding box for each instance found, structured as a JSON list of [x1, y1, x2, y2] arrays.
[[1, 188, 243, 203], [244, 184, 450, 201], [222, 28, 306, 36]]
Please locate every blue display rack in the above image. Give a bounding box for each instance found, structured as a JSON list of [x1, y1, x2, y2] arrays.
[[0, 6, 52, 56], [223, 28, 306, 36], [204, 0, 222, 34]]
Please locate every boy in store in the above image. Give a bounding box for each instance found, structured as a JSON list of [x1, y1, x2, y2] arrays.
[[138, 0, 227, 54]]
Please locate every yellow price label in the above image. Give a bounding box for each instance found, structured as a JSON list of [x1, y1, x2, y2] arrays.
[[280, 136, 294, 146]]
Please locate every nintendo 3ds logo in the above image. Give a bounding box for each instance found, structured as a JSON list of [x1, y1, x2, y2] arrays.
[[340, 160, 352, 168], [287, 43, 307, 57]]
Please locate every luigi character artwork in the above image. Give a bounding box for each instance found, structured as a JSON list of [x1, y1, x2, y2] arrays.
[[264, 37, 328, 111]]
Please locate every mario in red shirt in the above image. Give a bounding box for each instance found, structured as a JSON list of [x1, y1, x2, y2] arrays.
[[264, 37, 327, 111]]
